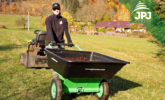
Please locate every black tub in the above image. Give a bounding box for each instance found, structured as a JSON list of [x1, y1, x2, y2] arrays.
[[45, 49, 129, 78]]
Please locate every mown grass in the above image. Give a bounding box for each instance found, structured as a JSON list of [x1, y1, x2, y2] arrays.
[[0, 14, 165, 100]]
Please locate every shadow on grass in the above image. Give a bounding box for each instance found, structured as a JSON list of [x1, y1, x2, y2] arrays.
[[16, 28, 37, 30], [0, 58, 10, 63], [148, 39, 163, 47], [0, 44, 23, 51], [109, 76, 142, 96], [148, 39, 165, 62]]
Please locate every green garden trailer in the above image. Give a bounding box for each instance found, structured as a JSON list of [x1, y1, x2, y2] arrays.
[[45, 48, 129, 100]]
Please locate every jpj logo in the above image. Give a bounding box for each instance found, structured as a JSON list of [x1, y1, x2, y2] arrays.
[[131, 1, 152, 22], [135, 12, 151, 20]]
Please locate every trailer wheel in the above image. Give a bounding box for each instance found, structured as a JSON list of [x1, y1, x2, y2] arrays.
[[50, 76, 62, 100], [95, 81, 109, 100]]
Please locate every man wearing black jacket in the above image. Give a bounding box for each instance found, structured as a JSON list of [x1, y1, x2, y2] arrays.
[[45, 3, 74, 49]]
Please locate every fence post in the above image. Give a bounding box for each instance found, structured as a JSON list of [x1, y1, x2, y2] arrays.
[[28, 11, 30, 31]]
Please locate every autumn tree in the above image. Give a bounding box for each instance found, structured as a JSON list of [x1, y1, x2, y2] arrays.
[[62, 11, 74, 25], [154, 1, 165, 22]]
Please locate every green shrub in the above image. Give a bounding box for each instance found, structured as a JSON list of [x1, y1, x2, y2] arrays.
[[96, 27, 106, 33], [106, 28, 115, 32]]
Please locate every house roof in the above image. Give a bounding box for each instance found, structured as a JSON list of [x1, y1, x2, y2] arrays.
[[96, 21, 130, 28]]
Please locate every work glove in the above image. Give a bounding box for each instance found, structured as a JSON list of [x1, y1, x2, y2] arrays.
[[68, 42, 74, 47]]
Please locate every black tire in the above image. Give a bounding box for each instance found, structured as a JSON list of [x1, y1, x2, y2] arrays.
[[95, 81, 109, 100], [50, 76, 62, 100]]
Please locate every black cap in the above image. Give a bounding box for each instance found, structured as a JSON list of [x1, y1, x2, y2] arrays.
[[52, 3, 60, 10]]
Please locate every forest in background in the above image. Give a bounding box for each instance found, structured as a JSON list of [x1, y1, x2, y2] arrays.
[[0, 0, 164, 22]]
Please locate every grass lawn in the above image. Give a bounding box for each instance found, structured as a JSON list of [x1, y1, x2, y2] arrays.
[[0, 14, 165, 100]]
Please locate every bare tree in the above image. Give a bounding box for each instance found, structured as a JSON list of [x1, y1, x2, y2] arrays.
[[76, 0, 114, 23], [15, 17, 27, 29], [61, 0, 79, 14]]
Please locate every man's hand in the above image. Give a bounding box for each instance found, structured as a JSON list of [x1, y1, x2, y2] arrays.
[[68, 42, 74, 47], [50, 41, 56, 46]]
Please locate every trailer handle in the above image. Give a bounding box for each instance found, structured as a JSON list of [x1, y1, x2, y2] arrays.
[[51, 57, 58, 62]]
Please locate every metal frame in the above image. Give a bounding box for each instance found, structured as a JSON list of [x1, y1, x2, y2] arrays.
[[53, 70, 102, 94]]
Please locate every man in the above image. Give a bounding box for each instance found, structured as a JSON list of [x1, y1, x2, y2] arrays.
[[45, 3, 74, 49]]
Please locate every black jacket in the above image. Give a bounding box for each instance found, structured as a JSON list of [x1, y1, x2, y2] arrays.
[[45, 14, 72, 45]]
